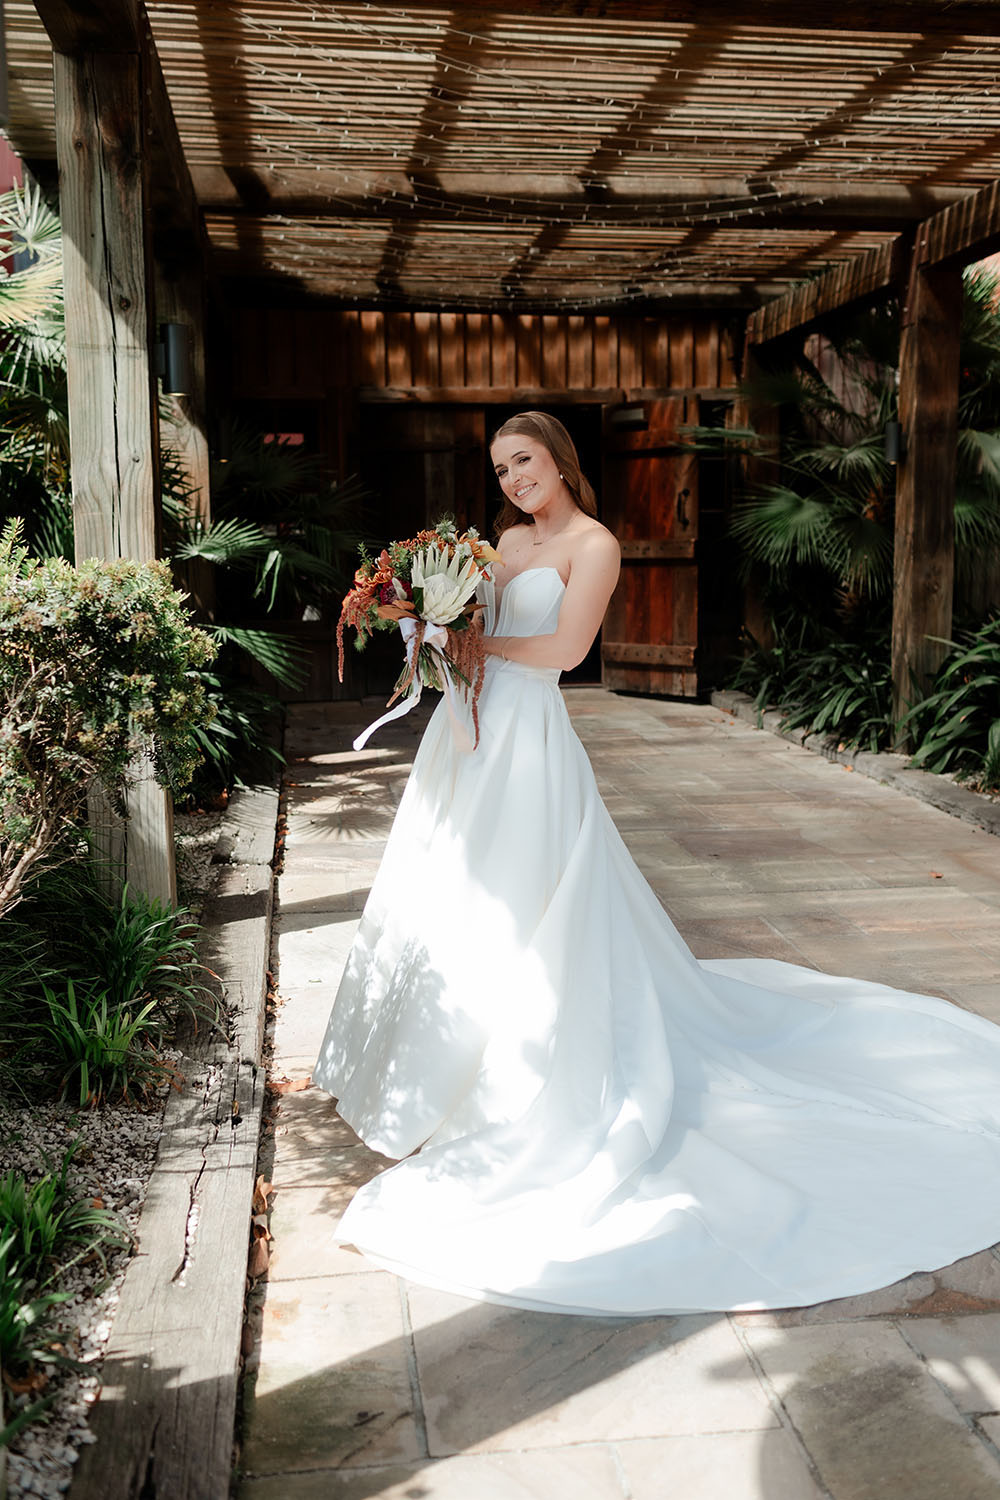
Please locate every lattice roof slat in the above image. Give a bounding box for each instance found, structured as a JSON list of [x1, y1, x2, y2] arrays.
[[6, 1, 1000, 307]]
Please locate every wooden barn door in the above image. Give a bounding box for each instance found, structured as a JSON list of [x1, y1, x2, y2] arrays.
[[601, 397, 699, 697]]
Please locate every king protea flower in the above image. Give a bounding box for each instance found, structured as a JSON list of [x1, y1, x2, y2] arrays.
[[411, 544, 482, 625]]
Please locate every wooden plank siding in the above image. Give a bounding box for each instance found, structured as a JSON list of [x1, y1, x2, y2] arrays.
[[230, 309, 738, 403]]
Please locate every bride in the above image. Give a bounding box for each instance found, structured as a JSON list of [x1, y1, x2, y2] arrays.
[[313, 411, 1000, 1317]]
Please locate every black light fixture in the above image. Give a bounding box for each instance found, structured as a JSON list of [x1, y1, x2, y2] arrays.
[[884, 419, 905, 465], [156, 321, 193, 396], [610, 404, 648, 430]]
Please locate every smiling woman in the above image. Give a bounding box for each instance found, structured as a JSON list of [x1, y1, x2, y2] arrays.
[[313, 410, 1000, 1319]]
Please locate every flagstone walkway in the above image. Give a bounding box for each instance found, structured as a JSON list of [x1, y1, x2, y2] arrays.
[[239, 689, 1000, 1500]]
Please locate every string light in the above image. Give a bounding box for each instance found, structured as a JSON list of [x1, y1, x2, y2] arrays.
[[158, 1, 1000, 306]]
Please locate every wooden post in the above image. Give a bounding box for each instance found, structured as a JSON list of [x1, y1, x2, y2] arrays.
[[891, 254, 962, 742], [53, 46, 176, 905], [158, 264, 214, 618]]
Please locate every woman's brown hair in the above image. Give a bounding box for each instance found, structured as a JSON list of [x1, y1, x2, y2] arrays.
[[490, 412, 597, 539]]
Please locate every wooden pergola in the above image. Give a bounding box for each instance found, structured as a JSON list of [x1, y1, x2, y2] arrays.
[[5, 0, 1000, 897]]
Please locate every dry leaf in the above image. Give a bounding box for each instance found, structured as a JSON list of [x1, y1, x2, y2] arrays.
[[253, 1174, 274, 1213], [247, 1237, 270, 1278], [271, 1076, 311, 1095], [92, 1197, 105, 1210], [251, 1213, 271, 1242], [930, 871, 944, 879]]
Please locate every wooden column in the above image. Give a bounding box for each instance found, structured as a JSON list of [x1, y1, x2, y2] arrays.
[[158, 264, 214, 617], [891, 254, 962, 741], [53, 46, 176, 905]]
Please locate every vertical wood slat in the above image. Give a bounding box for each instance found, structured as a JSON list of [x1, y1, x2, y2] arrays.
[[157, 263, 212, 615], [54, 47, 175, 907], [412, 310, 438, 384], [439, 311, 463, 386], [464, 311, 487, 386], [670, 322, 695, 387], [567, 313, 591, 387], [618, 317, 643, 392], [515, 314, 542, 386], [385, 310, 412, 386], [358, 309, 385, 384], [491, 312, 515, 386], [891, 258, 962, 736], [541, 313, 568, 387]]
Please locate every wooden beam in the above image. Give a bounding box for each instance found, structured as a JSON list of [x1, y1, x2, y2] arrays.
[[32, 0, 141, 53], [191, 166, 968, 231], [891, 254, 963, 738], [922, 178, 1000, 270], [745, 239, 906, 347], [53, 45, 176, 904], [397, 0, 1000, 32]]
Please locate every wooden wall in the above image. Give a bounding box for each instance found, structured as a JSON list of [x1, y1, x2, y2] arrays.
[[230, 307, 739, 401], [226, 304, 740, 702]]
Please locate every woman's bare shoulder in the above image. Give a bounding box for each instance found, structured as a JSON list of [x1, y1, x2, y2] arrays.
[[570, 517, 620, 561]]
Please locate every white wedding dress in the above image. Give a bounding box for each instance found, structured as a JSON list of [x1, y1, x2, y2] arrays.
[[313, 567, 1000, 1315]]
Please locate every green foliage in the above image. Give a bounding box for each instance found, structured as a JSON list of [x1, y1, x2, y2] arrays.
[[0, 523, 216, 913], [184, 676, 283, 801], [0, 1143, 127, 1394], [0, 1144, 127, 1286], [903, 615, 1000, 788], [0, 861, 220, 1101], [732, 616, 893, 753], [39, 981, 166, 1106]]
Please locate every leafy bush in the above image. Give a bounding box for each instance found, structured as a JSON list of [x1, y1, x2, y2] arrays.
[[732, 617, 893, 753], [903, 615, 1000, 788], [0, 862, 219, 1103], [0, 523, 215, 914]]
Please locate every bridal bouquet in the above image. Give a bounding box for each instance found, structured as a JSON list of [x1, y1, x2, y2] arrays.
[[337, 518, 500, 751]]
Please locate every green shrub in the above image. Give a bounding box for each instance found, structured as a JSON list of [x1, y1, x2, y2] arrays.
[[904, 615, 1000, 789], [0, 522, 216, 914], [731, 619, 893, 753], [0, 861, 220, 1101]]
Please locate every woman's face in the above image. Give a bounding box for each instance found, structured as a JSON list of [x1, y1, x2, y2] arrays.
[[491, 434, 563, 514]]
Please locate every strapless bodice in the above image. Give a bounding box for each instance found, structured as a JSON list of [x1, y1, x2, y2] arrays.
[[480, 566, 565, 684]]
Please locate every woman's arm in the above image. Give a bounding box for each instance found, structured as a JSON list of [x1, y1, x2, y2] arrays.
[[483, 530, 621, 671]]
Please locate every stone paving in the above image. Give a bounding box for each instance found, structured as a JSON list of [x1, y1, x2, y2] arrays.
[[239, 690, 1000, 1500]]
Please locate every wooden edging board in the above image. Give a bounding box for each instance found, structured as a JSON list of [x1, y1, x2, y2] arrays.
[[711, 689, 1000, 838], [67, 783, 280, 1500]]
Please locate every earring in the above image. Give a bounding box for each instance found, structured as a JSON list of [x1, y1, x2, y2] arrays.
[[559, 472, 564, 479]]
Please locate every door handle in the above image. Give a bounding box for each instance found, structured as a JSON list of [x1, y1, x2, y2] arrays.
[[677, 488, 691, 528]]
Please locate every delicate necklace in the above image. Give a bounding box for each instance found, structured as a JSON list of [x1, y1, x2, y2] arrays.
[[532, 512, 576, 547]]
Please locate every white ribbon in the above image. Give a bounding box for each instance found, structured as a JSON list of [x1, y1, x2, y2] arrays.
[[352, 616, 475, 754]]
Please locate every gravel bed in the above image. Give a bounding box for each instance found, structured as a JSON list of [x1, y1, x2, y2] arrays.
[[2, 814, 225, 1499], [0, 1078, 179, 1500]]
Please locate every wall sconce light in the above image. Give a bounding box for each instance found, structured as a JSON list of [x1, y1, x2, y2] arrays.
[[156, 321, 193, 396], [610, 404, 648, 430], [214, 411, 233, 465], [884, 420, 905, 465]]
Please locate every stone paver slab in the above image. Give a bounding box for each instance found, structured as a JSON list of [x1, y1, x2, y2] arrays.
[[240, 1445, 625, 1499], [741, 1320, 1000, 1500], [267, 1184, 384, 1280], [405, 1291, 776, 1454], [617, 1430, 823, 1500], [242, 1272, 419, 1475], [901, 1312, 1000, 1413]]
